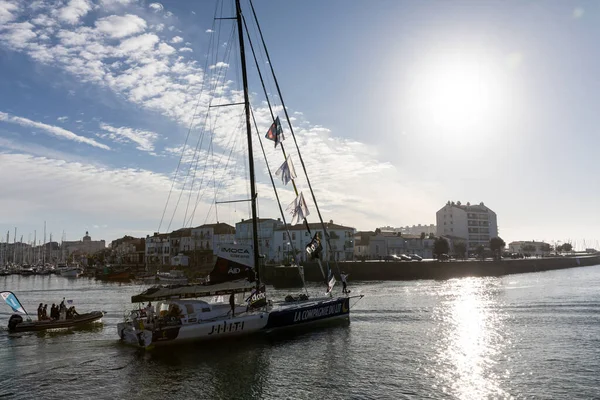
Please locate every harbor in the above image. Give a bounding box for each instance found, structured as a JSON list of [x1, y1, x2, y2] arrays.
[[2, 265, 600, 399]]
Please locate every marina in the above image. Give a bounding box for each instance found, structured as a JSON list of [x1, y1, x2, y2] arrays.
[[1, 265, 600, 399]]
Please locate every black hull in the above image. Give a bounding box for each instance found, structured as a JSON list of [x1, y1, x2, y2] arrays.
[[264, 297, 350, 330], [8, 311, 105, 332]]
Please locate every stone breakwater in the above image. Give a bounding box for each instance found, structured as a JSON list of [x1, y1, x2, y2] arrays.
[[261, 255, 600, 283]]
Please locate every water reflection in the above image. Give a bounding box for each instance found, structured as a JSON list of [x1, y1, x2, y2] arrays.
[[433, 278, 509, 399]]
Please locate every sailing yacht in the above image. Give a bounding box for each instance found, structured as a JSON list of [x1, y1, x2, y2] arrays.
[[117, 0, 361, 349]]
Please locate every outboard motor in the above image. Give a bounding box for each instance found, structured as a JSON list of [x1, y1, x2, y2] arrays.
[[8, 314, 23, 331]]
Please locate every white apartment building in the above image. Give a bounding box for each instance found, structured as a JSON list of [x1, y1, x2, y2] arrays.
[[145, 233, 170, 265], [235, 218, 284, 262], [273, 222, 355, 263], [436, 201, 498, 251]]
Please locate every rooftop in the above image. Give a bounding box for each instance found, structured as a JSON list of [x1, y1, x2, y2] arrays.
[[275, 222, 354, 232]]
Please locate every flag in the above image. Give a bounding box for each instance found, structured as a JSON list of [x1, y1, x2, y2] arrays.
[[67, 300, 73, 305], [265, 116, 284, 147], [286, 192, 309, 225], [275, 155, 297, 186], [1, 291, 27, 315], [306, 232, 323, 260]]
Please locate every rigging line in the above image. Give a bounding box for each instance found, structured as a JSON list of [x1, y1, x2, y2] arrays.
[[166, 24, 237, 232], [158, 0, 223, 233], [202, 113, 245, 225], [242, 12, 312, 236], [188, 109, 244, 227], [182, 25, 237, 227], [251, 106, 309, 296], [249, 0, 342, 275]]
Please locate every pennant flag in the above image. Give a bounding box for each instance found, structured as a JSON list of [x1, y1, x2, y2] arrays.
[[265, 116, 285, 147], [286, 192, 310, 225], [1, 291, 27, 315], [326, 273, 336, 295], [275, 155, 297, 186]]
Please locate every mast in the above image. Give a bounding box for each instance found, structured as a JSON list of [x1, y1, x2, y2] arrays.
[[235, 0, 261, 288]]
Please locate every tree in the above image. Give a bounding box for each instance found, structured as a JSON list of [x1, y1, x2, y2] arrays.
[[562, 243, 573, 252], [428, 233, 435, 239], [476, 244, 485, 260], [521, 244, 536, 257], [490, 237, 506, 260], [433, 237, 449, 259], [454, 241, 467, 259], [420, 232, 426, 241]]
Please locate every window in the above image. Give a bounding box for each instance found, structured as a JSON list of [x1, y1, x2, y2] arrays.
[[292, 232, 296, 240], [283, 233, 287, 240]]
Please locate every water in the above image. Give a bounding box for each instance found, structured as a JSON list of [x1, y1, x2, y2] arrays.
[[1, 266, 600, 399]]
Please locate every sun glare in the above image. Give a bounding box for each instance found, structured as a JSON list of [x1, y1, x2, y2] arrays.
[[409, 52, 506, 132]]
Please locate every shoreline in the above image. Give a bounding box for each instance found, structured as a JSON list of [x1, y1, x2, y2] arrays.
[[262, 255, 600, 284]]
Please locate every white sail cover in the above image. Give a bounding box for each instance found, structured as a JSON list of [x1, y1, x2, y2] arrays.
[[131, 280, 255, 303]]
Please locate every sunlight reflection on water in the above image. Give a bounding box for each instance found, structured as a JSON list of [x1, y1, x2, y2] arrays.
[[433, 278, 510, 399]]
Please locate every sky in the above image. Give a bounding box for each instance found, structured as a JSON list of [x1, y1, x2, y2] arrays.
[[0, 0, 599, 248]]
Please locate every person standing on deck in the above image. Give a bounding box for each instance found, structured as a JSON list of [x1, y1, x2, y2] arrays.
[[37, 303, 43, 321], [341, 272, 349, 295], [229, 293, 236, 318]]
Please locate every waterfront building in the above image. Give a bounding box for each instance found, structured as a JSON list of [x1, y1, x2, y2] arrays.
[[436, 201, 498, 251], [235, 218, 283, 262], [111, 236, 145, 264], [273, 222, 355, 263], [508, 241, 551, 257], [191, 223, 236, 251], [63, 232, 106, 257], [376, 224, 436, 236], [145, 232, 170, 266], [354, 231, 375, 259]]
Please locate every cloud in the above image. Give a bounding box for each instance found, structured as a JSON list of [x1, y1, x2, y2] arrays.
[[98, 122, 159, 152], [56, 0, 92, 25], [205, 29, 214, 33], [57, 116, 68, 122], [95, 14, 147, 39], [209, 61, 228, 70], [0, 0, 19, 24], [148, 2, 163, 12], [100, 0, 135, 7], [179, 46, 193, 52], [170, 35, 183, 43], [0, 111, 110, 150]]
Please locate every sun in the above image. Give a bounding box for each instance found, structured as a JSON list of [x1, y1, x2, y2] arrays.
[[409, 51, 505, 132]]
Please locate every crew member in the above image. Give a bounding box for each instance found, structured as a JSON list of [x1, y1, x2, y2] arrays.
[[341, 272, 349, 295], [37, 303, 43, 321], [229, 293, 236, 318]]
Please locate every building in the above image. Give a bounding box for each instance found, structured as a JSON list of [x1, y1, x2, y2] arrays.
[[376, 224, 436, 236], [354, 231, 375, 259], [508, 241, 551, 257], [145, 232, 170, 266], [235, 218, 284, 261], [273, 222, 355, 263], [63, 232, 106, 256], [367, 232, 434, 259], [111, 236, 145, 264], [191, 223, 236, 251], [436, 201, 498, 251]]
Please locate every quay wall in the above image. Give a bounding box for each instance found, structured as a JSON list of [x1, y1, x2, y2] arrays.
[[261, 255, 600, 283]]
